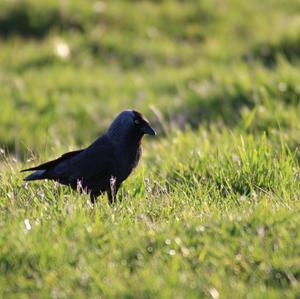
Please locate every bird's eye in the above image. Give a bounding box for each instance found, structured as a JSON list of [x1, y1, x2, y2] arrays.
[[134, 119, 140, 125]]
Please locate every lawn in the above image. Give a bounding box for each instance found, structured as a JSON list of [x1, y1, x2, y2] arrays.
[[0, 0, 300, 298]]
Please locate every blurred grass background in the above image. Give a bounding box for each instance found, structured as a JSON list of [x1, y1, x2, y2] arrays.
[[1, 0, 299, 155], [0, 0, 300, 298]]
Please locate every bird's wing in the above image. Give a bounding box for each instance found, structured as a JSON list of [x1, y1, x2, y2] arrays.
[[22, 135, 116, 190], [69, 136, 115, 182], [21, 149, 84, 172]]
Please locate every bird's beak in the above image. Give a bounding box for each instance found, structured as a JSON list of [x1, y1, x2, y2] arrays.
[[141, 122, 156, 136]]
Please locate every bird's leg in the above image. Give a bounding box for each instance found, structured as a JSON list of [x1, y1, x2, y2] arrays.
[[107, 191, 115, 204], [90, 192, 97, 204], [107, 187, 120, 204], [109, 176, 117, 204]]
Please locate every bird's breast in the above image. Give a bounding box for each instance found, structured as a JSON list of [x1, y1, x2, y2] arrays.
[[115, 144, 142, 182]]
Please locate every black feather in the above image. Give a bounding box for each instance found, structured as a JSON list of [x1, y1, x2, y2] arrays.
[[21, 150, 84, 172], [22, 110, 155, 203]]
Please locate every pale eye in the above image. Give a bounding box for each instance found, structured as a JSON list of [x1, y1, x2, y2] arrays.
[[134, 119, 140, 125]]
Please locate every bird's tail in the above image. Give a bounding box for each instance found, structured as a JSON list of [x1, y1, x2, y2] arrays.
[[23, 170, 47, 181]]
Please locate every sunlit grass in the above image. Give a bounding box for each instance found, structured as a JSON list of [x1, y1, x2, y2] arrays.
[[0, 0, 300, 298]]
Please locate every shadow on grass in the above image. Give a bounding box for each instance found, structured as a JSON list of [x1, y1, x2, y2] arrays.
[[167, 87, 255, 130], [246, 34, 300, 67], [0, 3, 83, 38]]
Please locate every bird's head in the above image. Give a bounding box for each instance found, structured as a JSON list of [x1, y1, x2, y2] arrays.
[[106, 110, 156, 142]]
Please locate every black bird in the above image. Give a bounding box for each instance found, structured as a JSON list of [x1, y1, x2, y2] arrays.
[[22, 110, 156, 203]]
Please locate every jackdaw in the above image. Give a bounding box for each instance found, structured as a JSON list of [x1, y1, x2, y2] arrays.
[[22, 110, 156, 203]]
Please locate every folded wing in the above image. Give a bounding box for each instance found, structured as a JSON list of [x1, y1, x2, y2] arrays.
[[22, 136, 115, 195], [22, 149, 84, 174]]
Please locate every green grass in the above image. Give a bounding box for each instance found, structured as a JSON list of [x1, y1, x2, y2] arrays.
[[0, 0, 300, 298]]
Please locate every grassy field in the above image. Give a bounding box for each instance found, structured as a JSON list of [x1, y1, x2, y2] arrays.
[[0, 0, 300, 298]]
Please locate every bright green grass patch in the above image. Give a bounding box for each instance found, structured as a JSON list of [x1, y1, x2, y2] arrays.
[[0, 0, 300, 298], [1, 132, 299, 298]]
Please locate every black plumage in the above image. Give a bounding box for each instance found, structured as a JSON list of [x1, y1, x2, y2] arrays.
[[22, 110, 156, 203]]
